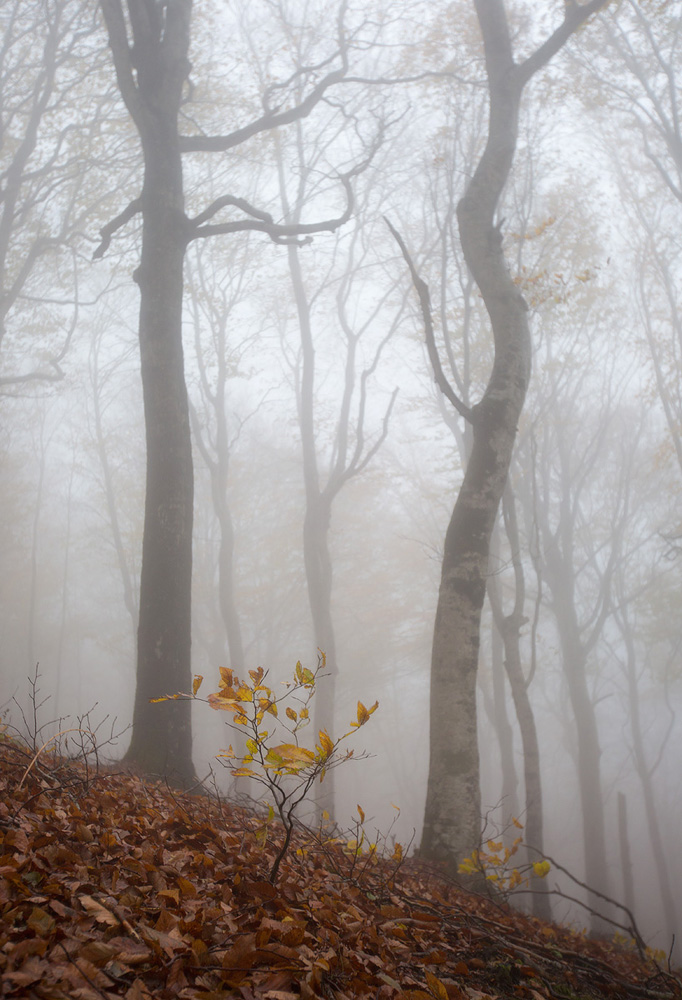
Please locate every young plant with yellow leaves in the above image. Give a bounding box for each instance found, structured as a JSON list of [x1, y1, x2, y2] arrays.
[[458, 818, 551, 898], [152, 653, 378, 882]]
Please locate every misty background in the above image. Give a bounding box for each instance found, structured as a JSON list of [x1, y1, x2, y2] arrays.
[[1, 0, 680, 960]]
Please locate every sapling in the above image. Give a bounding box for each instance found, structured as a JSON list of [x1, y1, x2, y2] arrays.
[[153, 653, 378, 881]]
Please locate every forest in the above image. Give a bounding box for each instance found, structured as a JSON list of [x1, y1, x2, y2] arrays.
[[1, 0, 681, 992]]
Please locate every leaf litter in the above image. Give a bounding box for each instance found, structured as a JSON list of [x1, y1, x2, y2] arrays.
[[0, 742, 679, 1000]]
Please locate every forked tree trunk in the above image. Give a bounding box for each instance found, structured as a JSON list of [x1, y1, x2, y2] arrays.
[[100, 0, 195, 784]]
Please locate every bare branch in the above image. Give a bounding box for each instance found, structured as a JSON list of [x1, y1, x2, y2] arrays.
[[517, 0, 613, 87], [384, 217, 473, 424], [188, 176, 353, 246], [189, 195, 274, 229], [93, 197, 143, 259], [99, 0, 142, 125], [180, 0, 350, 153]]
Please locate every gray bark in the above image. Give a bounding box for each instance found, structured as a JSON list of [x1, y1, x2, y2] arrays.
[[100, 0, 195, 783], [488, 486, 550, 922], [98, 0, 353, 782], [420, 0, 610, 867], [618, 604, 679, 956]]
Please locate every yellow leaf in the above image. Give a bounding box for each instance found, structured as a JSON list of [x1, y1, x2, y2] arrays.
[[318, 729, 334, 759], [353, 699, 379, 727], [532, 860, 551, 879], [276, 744, 315, 765], [249, 667, 264, 685], [512, 816, 523, 829], [231, 767, 258, 777], [425, 970, 449, 1000], [286, 707, 297, 721], [192, 674, 203, 696], [207, 691, 238, 711], [219, 666, 234, 689], [357, 803, 365, 824], [236, 685, 253, 702]]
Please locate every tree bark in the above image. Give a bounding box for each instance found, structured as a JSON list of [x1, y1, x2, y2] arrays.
[[541, 530, 611, 932], [421, 0, 610, 867], [619, 605, 679, 957], [100, 0, 195, 784], [617, 792, 635, 922], [489, 608, 519, 823], [421, 0, 530, 867], [488, 488, 550, 922]]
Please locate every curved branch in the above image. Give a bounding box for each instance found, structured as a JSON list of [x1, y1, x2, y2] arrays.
[[180, 1, 350, 153], [93, 197, 143, 259], [188, 176, 353, 246], [189, 195, 274, 228], [516, 0, 613, 87], [384, 217, 473, 424]]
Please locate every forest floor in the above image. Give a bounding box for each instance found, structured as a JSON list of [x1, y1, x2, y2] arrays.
[[0, 737, 679, 1000]]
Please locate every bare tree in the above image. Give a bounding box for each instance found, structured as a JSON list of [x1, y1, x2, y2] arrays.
[[273, 113, 402, 812], [397, 0, 610, 869], [95, 0, 390, 781], [0, 0, 107, 390]]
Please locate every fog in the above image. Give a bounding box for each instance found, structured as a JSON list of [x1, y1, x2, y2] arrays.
[[1, 0, 680, 963]]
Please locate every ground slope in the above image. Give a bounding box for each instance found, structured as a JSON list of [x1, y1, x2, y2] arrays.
[[0, 739, 679, 1000]]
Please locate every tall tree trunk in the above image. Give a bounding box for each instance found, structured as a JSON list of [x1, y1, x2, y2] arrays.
[[421, 0, 609, 867], [90, 332, 139, 641], [100, 0, 195, 784], [288, 237, 339, 815], [421, 1, 531, 867], [125, 133, 194, 782]]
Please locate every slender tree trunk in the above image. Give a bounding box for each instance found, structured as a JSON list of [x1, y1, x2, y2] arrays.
[[543, 538, 611, 933], [617, 792, 635, 921], [489, 611, 519, 822], [488, 488, 551, 921], [287, 237, 338, 814], [621, 613, 679, 955], [55, 455, 76, 719], [90, 335, 138, 640], [214, 494, 244, 671], [27, 411, 48, 676]]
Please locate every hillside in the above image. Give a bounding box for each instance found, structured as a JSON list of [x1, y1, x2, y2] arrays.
[[0, 740, 678, 1000]]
